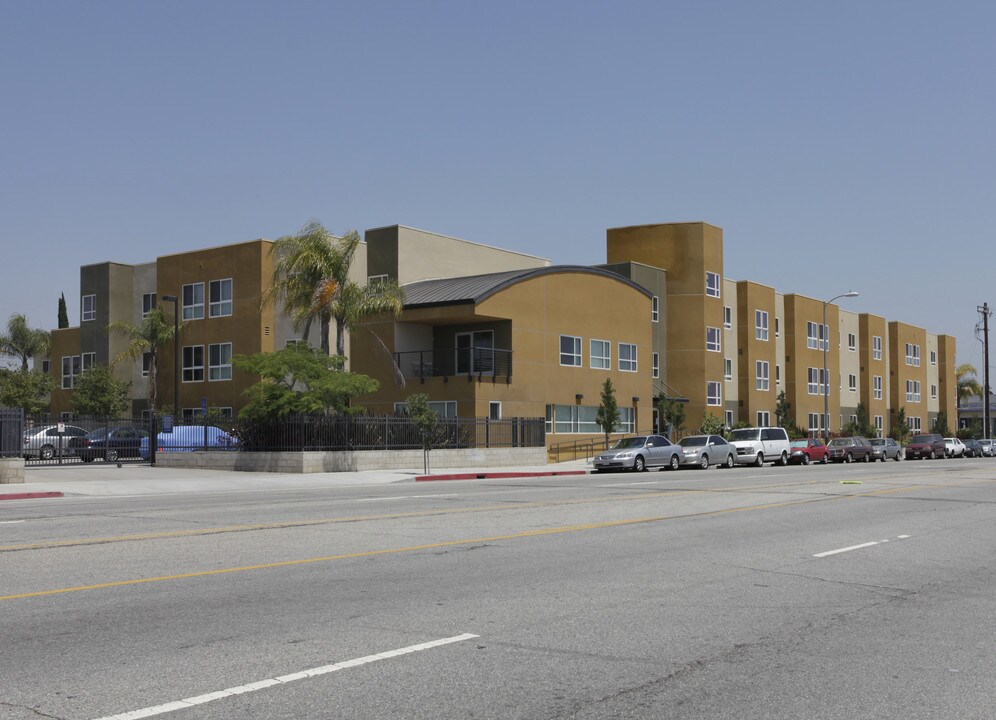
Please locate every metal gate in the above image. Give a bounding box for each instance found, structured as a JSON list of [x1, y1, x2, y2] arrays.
[[23, 415, 154, 467]]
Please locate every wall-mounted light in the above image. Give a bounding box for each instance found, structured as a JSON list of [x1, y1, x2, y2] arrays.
[[575, 393, 583, 403], [632, 397, 640, 404]]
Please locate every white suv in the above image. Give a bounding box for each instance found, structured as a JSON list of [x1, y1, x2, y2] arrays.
[[729, 426, 791, 466]]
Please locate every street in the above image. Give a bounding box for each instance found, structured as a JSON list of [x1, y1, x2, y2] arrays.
[[3, 459, 995, 719]]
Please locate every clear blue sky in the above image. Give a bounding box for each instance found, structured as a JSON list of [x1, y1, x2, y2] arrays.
[[3, 1, 994, 373]]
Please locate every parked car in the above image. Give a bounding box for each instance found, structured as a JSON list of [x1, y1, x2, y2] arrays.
[[962, 439, 984, 458], [944, 437, 966, 458], [68, 425, 150, 462], [870, 437, 903, 462], [677, 435, 737, 469], [905, 433, 947, 460], [788, 438, 828, 465], [826, 436, 874, 463], [593, 434, 683, 472], [728, 426, 792, 466], [978, 439, 996, 457], [22, 424, 88, 460], [139, 425, 238, 460]]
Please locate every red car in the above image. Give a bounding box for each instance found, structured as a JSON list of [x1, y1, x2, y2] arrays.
[[788, 438, 828, 465]]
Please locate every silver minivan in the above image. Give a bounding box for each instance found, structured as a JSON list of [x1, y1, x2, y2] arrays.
[[729, 426, 791, 466]]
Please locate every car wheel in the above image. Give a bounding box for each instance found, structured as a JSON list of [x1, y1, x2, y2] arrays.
[[820, 454, 828, 464], [801, 454, 810, 466], [846, 452, 853, 463], [699, 454, 709, 469], [668, 454, 680, 471], [754, 452, 764, 467], [929, 450, 936, 460], [106, 449, 118, 462], [724, 454, 735, 468], [778, 451, 788, 466], [633, 455, 646, 472], [40, 445, 55, 461], [895, 452, 902, 461]]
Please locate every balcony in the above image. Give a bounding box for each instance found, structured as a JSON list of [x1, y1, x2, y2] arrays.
[[395, 348, 512, 383]]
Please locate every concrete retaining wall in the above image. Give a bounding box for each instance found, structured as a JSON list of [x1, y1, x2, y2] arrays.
[[0, 457, 26, 484], [153, 447, 547, 473]]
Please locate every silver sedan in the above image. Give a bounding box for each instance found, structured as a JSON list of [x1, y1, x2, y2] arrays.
[[593, 434, 683, 472], [677, 434, 737, 469]]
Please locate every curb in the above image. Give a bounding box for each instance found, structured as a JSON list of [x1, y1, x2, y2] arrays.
[[0, 491, 65, 501], [415, 470, 589, 482]]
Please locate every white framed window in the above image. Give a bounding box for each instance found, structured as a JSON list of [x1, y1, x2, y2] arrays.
[[706, 327, 721, 352], [182, 282, 205, 320], [209, 279, 233, 318], [776, 365, 781, 386], [874, 416, 883, 436], [906, 379, 921, 402], [142, 293, 156, 318], [848, 374, 857, 392], [905, 343, 920, 367], [489, 401, 502, 420], [618, 407, 635, 434], [775, 317, 780, 337], [706, 272, 721, 298], [847, 333, 856, 351], [590, 339, 610, 370], [706, 381, 722, 406], [724, 306, 732, 328], [756, 360, 769, 391], [757, 411, 770, 426], [209, 342, 233, 381], [808, 413, 821, 431], [619, 343, 637, 372], [873, 335, 882, 360], [652, 296, 659, 322], [652, 352, 659, 379], [368, 274, 389, 286], [873, 375, 883, 400], [807, 367, 827, 396], [807, 321, 830, 351], [560, 335, 582, 367], [142, 352, 152, 377], [930, 384, 937, 399], [182, 345, 204, 382], [755, 310, 769, 341], [724, 358, 733, 380], [81, 294, 96, 322], [930, 350, 936, 366], [82, 352, 95, 371], [908, 416, 922, 432], [61, 355, 81, 389]]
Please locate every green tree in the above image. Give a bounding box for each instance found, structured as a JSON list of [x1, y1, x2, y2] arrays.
[[956, 363, 983, 407], [0, 313, 51, 372], [109, 307, 180, 414], [931, 411, 951, 437], [842, 401, 876, 438], [72, 365, 131, 417], [0, 368, 54, 414], [58, 293, 69, 329], [232, 344, 379, 420], [406, 393, 439, 474], [775, 390, 792, 428], [890, 407, 911, 444], [656, 395, 686, 438], [263, 221, 405, 356], [700, 411, 725, 435], [595, 378, 620, 445]]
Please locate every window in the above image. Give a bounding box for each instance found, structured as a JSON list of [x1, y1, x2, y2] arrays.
[[398, 400, 458, 418], [209, 279, 233, 318], [41, 359, 50, 374], [906, 380, 921, 402], [776, 365, 781, 386], [725, 410, 734, 428], [81, 294, 96, 322], [590, 339, 610, 370], [552, 404, 602, 434], [652, 296, 659, 322], [142, 293, 156, 318], [457, 330, 494, 374], [82, 352, 95, 371], [808, 413, 820, 431], [652, 352, 659, 379], [873, 335, 883, 360], [807, 367, 827, 396], [182, 283, 205, 320], [489, 401, 502, 420], [618, 407, 635, 433], [931, 384, 937, 399], [848, 374, 857, 392], [930, 350, 936, 366], [807, 321, 830, 351], [908, 416, 922, 432], [209, 342, 233, 381], [61, 355, 81, 389], [560, 335, 582, 367], [775, 317, 780, 337], [848, 333, 856, 351], [724, 358, 733, 380], [755, 310, 769, 341], [706, 327, 721, 352], [874, 416, 883, 436], [905, 343, 920, 367], [142, 352, 152, 377], [619, 343, 637, 372], [756, 361, 769, 391], [706, 381, 722, 406], [706, 272, 720, 298], [182, 345, 204, 382], [368, 274, 389, 286], [874, 375, 883, 400], [757, 411, 770, 426], [724, 306, 732, 328]]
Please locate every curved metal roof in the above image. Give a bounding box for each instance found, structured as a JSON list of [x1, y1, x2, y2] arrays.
[[402, 265, 651, 308]]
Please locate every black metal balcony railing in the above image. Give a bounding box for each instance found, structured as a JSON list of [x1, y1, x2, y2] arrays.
[[394, 348, 512, 382]]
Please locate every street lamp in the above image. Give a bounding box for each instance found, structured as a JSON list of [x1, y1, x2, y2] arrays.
[[160, 294, 179, 418], [823, 291, 859, 443]]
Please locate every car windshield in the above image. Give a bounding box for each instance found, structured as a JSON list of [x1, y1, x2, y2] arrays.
[[730, 429, 761, 441], [85, 428, 109, 439], [610, 437, 646, 450], [790, 440, 808, 448], [679, 437, 707, 447], [828, 439, 850, 447], [870, 439, 885, 446], [911, 435, 935, 444]]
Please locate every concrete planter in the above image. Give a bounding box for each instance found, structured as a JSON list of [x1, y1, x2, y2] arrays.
[[0, 457, 26, 484]]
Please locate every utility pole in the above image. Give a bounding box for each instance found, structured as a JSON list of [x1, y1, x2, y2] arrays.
[[980, 303, 991, 439]]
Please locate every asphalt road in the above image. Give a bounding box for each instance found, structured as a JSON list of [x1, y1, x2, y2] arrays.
[[2, 458, 995, 719]]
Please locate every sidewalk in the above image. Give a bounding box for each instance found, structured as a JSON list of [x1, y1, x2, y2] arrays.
[[0, 459, 593, 500]]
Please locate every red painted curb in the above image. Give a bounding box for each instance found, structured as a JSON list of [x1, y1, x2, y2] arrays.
[[0, 491, 64, 501], [415, 470, 588, 482]]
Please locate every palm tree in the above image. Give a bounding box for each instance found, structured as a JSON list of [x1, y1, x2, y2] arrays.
[[263, 221, 404, 357], [0, 313, 50, 372], [108, 307, 179, 413], [956, 363, 983, 409]]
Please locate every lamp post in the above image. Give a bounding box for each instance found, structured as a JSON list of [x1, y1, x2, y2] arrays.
[[823, 291, 859, 443], [160, 294, 180, 418]]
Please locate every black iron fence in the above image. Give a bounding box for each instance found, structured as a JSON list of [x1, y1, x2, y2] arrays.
[[0, 407, 24, 458], [22, 415, 155, 466]]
